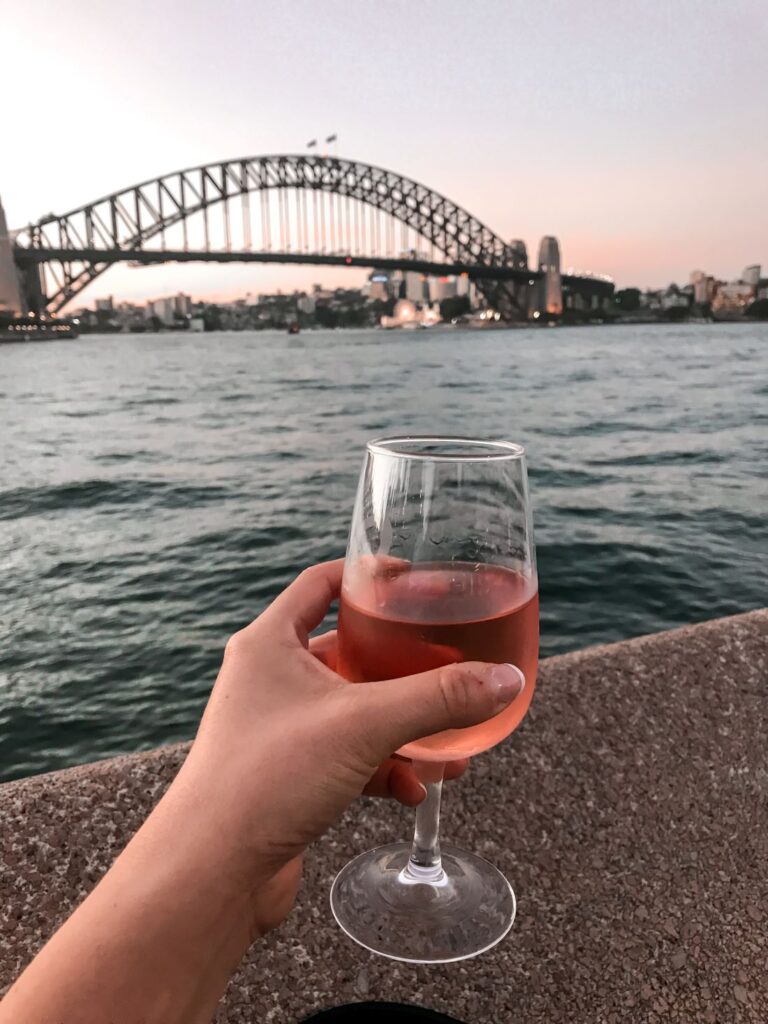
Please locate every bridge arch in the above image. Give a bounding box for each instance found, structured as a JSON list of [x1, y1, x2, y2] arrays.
[[13, 155, 529, 314]]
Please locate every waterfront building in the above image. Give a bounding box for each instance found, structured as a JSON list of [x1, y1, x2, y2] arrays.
[[741, 265, 761, 286], [692, 267, 760, 308], [147, 297, 176, 324], [404, 270, 428, 304], [380, 298, 441, 329], [692, 271, 719, 304], [430, 276, 457, 302], [116, 301, 142, 316], [0, 198, 22, 314], [690, 270, 710, 304], [388, 270, 404, 299], [641, 290, 663, 310], [661, 284, 690, 310], [173, 293, 192, 316], [711, 282, 755, 315], [561, 275, 615, 315], [367, 270, 392, 302], [112, 302, 146, 331]]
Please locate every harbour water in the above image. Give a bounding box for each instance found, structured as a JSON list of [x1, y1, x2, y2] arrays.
[[1, 322, 766, 781]]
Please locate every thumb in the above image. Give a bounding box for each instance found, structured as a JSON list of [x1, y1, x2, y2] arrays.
[[349, 662, 524, 761]]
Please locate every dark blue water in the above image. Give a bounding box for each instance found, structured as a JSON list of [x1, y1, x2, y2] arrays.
[[1, 324, 766, 781]]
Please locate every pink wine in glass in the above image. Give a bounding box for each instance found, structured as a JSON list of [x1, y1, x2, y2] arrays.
[[338, 561, 539, 761]]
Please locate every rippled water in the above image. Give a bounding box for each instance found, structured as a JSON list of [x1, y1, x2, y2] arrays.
[[1, 323, 766, 781]]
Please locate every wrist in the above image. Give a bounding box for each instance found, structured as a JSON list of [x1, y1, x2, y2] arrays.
[[148, 757, 300, 936]]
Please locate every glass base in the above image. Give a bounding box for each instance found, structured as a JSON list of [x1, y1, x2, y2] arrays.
[[330, 842, 516, 964]]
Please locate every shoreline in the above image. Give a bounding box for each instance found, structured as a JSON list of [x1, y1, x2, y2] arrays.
[[5, 316, 763, 341]]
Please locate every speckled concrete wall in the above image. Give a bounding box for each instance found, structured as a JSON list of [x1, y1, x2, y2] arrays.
[[1, 610, 766, 1023]]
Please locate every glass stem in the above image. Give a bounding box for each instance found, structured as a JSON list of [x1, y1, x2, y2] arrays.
[[404, 761, 446, 883]]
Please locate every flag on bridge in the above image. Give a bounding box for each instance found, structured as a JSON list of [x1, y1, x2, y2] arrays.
[[325, 134, 337, 144], [306, 139, 317, 148]]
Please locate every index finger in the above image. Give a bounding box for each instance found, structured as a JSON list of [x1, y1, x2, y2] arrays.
[[262, 559, 345, 646]]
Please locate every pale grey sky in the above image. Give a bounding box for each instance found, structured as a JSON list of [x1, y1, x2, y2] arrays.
[[4, 0, 767, 304]]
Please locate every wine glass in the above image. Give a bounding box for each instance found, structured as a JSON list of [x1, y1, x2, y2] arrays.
[[330, 436, 538, 963]]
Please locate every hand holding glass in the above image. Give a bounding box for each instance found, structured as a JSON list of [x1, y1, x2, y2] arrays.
[[330, 437, 538, 963]]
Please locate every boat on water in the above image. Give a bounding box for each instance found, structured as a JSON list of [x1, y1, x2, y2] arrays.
[[1, 313, 79, 342], [287, 321, 300, 335]]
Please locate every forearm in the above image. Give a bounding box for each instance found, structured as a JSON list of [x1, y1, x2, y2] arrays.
[[0, 773, 261, 1024]]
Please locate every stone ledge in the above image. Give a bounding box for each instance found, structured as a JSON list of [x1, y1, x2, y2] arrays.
[[1, 610, 767, 1022]]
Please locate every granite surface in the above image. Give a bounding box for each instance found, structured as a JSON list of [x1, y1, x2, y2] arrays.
[[1, 610, 766, 1023]]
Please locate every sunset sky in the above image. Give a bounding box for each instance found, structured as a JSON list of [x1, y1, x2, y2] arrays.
[[5, 0, 767, 307]]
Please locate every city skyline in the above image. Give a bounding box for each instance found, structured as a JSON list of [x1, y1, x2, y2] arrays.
[[70, 252, 767, 316], [5, 0, 767, 306], [71, 254, 768, 326]]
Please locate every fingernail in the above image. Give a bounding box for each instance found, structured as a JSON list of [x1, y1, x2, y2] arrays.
[[487, 664, 525, 706]]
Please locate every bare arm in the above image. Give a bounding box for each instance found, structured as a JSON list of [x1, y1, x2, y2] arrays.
[[1, 776, 267, 1024], [0, 560, 521, 1024]]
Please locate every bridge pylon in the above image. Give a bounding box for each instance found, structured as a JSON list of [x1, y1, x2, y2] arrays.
[[0, 197, 24, 315]]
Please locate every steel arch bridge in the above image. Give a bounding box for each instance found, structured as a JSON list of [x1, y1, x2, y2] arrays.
[[12, 155, 542, 319]]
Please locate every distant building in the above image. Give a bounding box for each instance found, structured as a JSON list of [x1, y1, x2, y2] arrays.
[[533, 236, 562, 316], [508, 239, 528, 269], [689, 269, 718, 305], [455, 274, 471, 297], [74, 309, 99, 329], [148, 297, 176, 324], [0, 197, 22, 314], [173, 293, 192, 316], [641, 290, 663, 310], [404, 270, 428, 304], [661, 284, 690, 310], [741, 265, 761, 286], [380, 298, 441, 329], [297, 293, 316, 314], [562, 277, 614, 313], [367, 270, 392, 302], [95, 296, 114, 312], [430, 276, 457, 302], [690, 270, 707, 303], [712, 282, 755, 315], [691, 266, 760, 311]]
